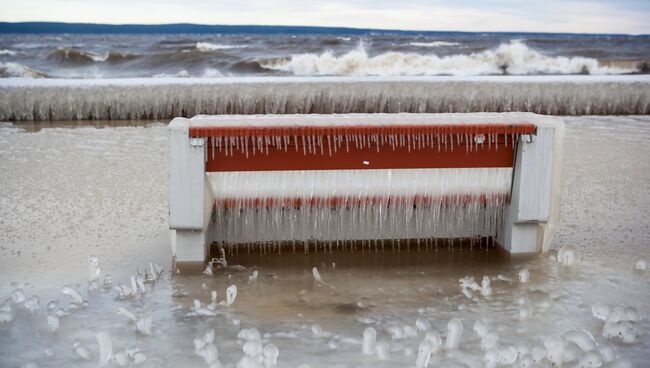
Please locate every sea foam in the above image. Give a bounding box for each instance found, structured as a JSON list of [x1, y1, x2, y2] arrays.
[[262, 42, 636, 76]]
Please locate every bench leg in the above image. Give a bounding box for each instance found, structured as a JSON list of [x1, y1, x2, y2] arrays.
[[499, 213, 539, 254], [171, 229, 207, 273]]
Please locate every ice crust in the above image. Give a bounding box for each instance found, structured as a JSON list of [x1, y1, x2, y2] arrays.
[[1, 117, 649, 367], [1, 76, 649, 120]]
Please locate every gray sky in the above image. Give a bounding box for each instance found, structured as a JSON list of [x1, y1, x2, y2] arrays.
[[1, 0, 648, 34]]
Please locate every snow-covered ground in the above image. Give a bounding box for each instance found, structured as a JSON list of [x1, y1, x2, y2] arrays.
[[1, 116, 649, 367]]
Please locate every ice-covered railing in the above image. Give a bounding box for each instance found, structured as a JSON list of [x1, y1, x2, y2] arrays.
[[1, 76, 649, 121]]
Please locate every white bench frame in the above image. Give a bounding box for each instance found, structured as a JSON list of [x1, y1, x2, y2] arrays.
[[169, 113, 563, 266]]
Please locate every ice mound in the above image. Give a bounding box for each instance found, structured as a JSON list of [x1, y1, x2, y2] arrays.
[[0, 62, 47, 78], [557, 245, 580, 266], [194, 329, 221, 365], [117, 306, 153, 336], [445, 319, 463, 350], [592, 302, 641, 343], [361, 327, 376, 355]]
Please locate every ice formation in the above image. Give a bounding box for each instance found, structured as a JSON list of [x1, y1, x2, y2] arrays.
[[484, 346, 517, 368], [263, 344, 279, 368], [460, 276, 494, 299], [113, 346, 146, 366], [0, 117, 648, 367], [96, 331, 113, 367], [73, 340, 91, 360], [375, 341, 390, 360], [415, 341, 434, 367], [423, 331, 442, 355], [209, 168, 510, 246], [61, 285, 87, 307], [11, 288, 26, 305], [1, 76, 649, 121], [194, 329, 221, 366], [415, 319, 431, 332], [114, 276, 140, 299], [88, 256, 102, 290], [190, 299, 218, 317], [312, 267, 323, 284], [361, 327, 376, 355], [445, 319, 463, 350], [226, 285, 238, 306], [234, 327, 279, 368], [117, 307, 153, 336], [46, 314, 59, 333], [518, 269, 529, 283], [557, 245, 580, 266]]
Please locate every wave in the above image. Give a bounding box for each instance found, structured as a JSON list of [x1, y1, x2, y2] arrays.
[[196, 42, 246, 51], [0, 62, 47, 78], [261, 41, 638, 76], [409, 41, 461, 47], [47, 48, 105, 64], [46, 48, 139, 65], [0, 49, 18, 56], [230, 60, 272, 74], [104, 51, 140, 63]]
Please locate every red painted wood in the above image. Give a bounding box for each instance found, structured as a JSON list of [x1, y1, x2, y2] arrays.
[[190, 123, 537, 138], [215, 194, 510, 209], [206, 142, 515, 171]]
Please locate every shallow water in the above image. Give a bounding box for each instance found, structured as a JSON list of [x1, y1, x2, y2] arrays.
[[1, 116, 649, 367]]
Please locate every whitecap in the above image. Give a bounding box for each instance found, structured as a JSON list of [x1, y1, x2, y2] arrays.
[[261, 41, 635, 76], [409, 41, 461, 47], [196, 42, 246, 51]]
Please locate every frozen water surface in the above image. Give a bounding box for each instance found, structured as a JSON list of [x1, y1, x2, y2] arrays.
[[1, 116, 650, 367]]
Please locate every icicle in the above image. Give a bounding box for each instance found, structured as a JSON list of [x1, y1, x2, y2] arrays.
[[327, 134, 332, 156], [318, 135, 324, 155], [211, 136, 216, 160]]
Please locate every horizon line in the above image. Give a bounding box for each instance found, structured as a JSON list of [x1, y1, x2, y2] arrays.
[[0, 21, 648, 37]]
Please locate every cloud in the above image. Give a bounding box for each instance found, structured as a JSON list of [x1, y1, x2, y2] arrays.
[[0, 0, 648, 34]]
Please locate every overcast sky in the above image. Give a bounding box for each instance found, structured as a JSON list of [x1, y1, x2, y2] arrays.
[[0, 0, 648, 35]]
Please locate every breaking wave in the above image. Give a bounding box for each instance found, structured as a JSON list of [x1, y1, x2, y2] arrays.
[[261, 41, 637, 76], [196, 42, 246, 51], [46, 48, 139, 65], [0, 49, 17, 56], [409, 41, 461, 47], [0, 62, 47, 78], [47, 47, 105, 64]]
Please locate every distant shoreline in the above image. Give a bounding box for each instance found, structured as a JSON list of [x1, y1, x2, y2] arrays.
[[1, 21, 648, 37]]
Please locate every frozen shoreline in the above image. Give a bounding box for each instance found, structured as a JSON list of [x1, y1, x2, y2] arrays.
[[1, 76, 649, 120], [1, 116, 649, 367]]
